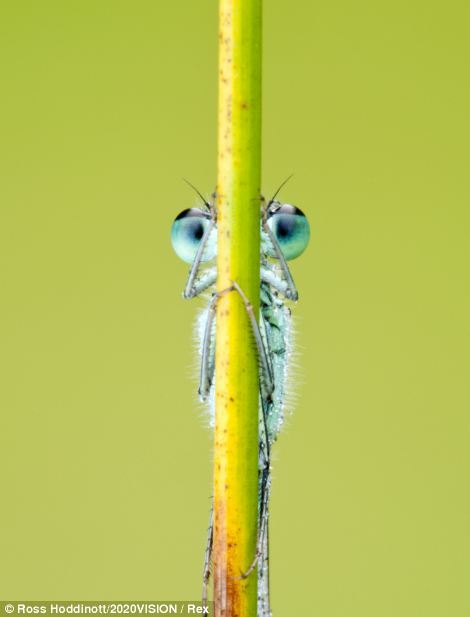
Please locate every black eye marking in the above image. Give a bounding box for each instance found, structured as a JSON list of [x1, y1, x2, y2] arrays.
[[276, 217, 295, 238], [174, 208, 210, 222], [174, 208, 210, 241], [267, 204, 304, 216], [193, 221, 205, 240]]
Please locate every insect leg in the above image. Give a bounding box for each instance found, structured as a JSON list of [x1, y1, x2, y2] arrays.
[[198, 284, 236, 400], [237, 335, 274, 583], [183, 216, 216, 299], [200, 281, 274, 399], [198, 293, 217, 401], [231, 281, 274, 401], [257, 513, 271, 617], [228, 279, 277, 564], [259, 311, 275, 405], [262, 220, 298, 301], [240, 440, 271, 580], [260, 266, 289, 298], [202, 503, 214, 607], [191, 268, 217, 298], [202, 284, 275, 599]]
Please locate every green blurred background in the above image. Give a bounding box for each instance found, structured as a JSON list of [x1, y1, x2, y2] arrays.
[[1, 1, 469, 615]]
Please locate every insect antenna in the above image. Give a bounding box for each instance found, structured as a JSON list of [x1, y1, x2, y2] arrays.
[[182, 178, 211, 211], [267, 174, 294, 207]]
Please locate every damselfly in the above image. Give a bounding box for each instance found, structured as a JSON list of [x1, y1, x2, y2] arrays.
[[171, 179, 310, 616]]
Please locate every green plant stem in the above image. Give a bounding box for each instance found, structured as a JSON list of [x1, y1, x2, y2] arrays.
[[213, 0, 262, 615]]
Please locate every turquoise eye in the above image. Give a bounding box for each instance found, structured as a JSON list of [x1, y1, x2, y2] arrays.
[[267, 204, 310, 260], [171, 209, 216, 264]]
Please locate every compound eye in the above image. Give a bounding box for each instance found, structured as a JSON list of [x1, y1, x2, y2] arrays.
[[171, 209, 216, 264], [267, 204, 310, 260]]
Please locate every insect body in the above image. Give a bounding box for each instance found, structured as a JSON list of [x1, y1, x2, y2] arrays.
[[171, 182, 310, 616]]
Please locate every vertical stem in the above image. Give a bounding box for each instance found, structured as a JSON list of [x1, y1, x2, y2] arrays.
[[214, 1, 262, 616]]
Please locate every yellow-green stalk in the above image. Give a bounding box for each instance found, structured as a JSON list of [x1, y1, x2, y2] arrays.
[[213, 0, 262, 615]]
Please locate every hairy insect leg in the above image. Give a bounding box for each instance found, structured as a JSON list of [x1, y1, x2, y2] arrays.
[[260, 266, 290, 298], [231, 281, 275, 401], [202, 504, 214, 608], [198, 292, 218, 401], [191, 268, 217, 298], [259, 311, 275, 401], [201, 282, 275, 597], [239, 401, 271, 581], [255, 423, 272, 617], [243, 472, 270, 581], [258, 518, 271, 617], [199, 281, 248, 400], [201, 280, 275, 401]]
